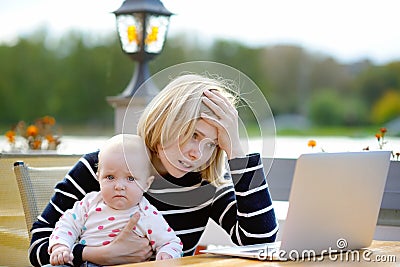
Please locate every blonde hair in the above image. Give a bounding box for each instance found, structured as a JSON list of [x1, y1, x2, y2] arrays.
[[137, 74, 238, 185]]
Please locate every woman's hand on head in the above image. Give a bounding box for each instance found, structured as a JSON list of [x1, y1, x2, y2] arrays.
[[201, 90, 245, 159], [82, 212, 153, 265]]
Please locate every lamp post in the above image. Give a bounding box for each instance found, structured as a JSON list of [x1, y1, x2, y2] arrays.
[[107, 0, 173, 134]]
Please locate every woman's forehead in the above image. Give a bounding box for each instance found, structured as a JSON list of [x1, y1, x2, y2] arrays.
[[194, 119, 218, 140]]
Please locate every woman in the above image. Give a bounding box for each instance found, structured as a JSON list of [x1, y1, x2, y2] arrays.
[[29, 74, 278, 266]]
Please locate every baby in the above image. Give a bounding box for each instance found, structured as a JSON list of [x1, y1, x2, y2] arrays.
[[48, 134, 182, 266]]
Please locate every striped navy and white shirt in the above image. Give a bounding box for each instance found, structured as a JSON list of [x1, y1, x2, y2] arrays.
[[28, 151, 278, 266]]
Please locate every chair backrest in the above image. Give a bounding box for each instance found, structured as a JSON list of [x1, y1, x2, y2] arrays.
[[13, 161, 72, 239]]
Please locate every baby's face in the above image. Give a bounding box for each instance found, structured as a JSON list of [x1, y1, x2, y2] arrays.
[[98, 150, 150, 210]]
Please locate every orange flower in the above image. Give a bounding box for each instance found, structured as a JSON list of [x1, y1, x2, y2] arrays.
[[5, 130, 16, 143], [45, 134, 55, 142], [31, 140, 42, 150], [26, 125, 39, 137], [4, 116, 61, 151], [308, 140, 316, 148], [42, 115, 56, 125], [375, 128, 388, 149]]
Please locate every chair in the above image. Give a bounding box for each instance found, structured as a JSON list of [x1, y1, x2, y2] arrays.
[[13, 161, 72, 239]]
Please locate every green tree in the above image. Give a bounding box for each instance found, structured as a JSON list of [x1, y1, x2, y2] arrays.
[[309, 89, 344, 126], [2, 28, 400, 134], [355, 62, 400, 106], [371, 90, 400, 124]]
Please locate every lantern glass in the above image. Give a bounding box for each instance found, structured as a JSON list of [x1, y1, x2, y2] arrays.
[[116, 14, 143, 53], [144, 14, 170, 54], [116, 13, 170, 54]]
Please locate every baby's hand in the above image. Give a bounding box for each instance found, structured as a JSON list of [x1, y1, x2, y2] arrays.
[[50, 244, 73, 265], [156, 252, 173, 260]]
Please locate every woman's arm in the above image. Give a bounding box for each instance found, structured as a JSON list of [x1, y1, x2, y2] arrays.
[[201, 90, 278, 243], [210, 153, 278, 245]]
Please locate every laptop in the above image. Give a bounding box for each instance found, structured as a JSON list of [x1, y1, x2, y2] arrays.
[[200, 151, 391, 260]]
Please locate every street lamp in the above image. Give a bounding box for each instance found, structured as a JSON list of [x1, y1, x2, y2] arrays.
[[107, 0, 173, 133]]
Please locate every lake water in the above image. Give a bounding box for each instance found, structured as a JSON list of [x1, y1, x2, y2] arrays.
[[2, 135, 399, 159]]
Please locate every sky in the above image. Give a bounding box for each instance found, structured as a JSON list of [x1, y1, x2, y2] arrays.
[[1, 0, 400, 65]]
